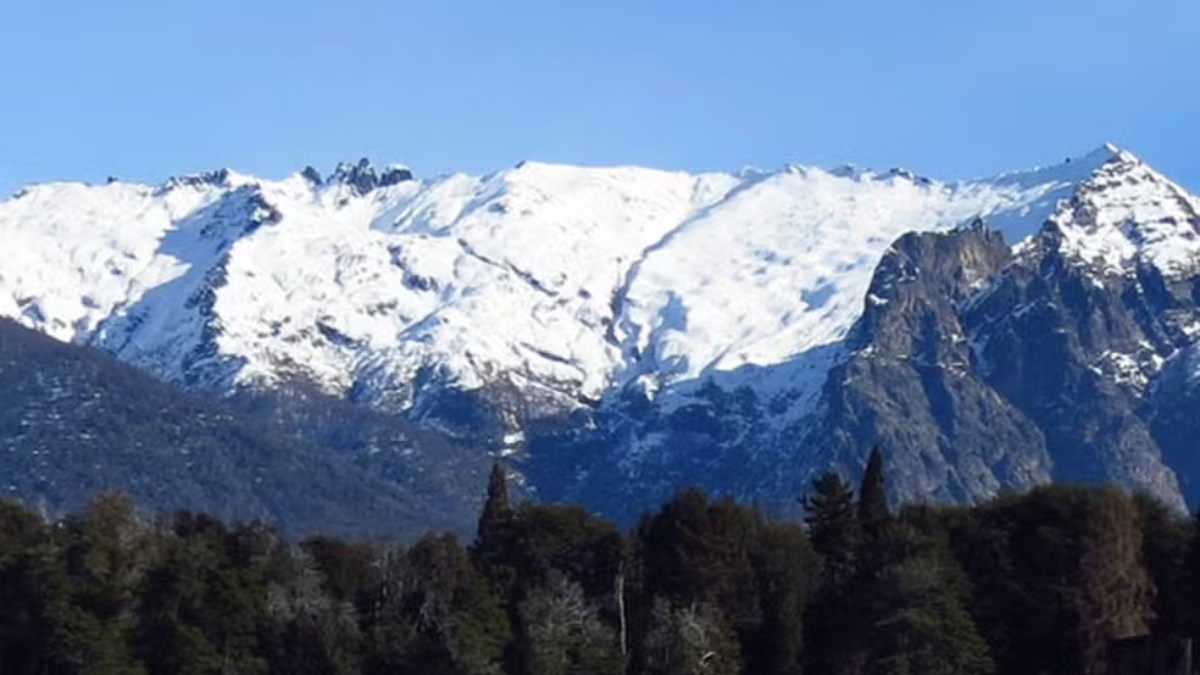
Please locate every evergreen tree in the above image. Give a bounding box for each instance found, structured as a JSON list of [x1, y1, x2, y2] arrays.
[[300, 535, 376, 606], [474, 462, 516, 576], [748, 522, 819, 675], [506, 503, 625, 600], [637, 491, 761, 629], [802, 471, 859, 584], [0, 475, 1192, 675], [406, 534, 510, 675], [478, 463, 513, 543], [944, 486, 1154, 675], [637, 489, 715, 605], [0, 501, 65, 675], [55, 493, 147, 675], [862, 521, 993, 675], [134, 511, 272, 675], [503, 504, 626, 674], [858, 447, 889, 531]]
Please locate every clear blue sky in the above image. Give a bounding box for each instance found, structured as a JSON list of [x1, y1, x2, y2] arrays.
[[2, 0, 1197, 195]]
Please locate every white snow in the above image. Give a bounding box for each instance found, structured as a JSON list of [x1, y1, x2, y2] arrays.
[[2, 146, 1194, 421], [1098, 349, 1155, 390], [1046, 147, 1200, 276]]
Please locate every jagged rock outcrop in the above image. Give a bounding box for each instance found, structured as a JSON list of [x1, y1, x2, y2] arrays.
[[811, 143, 1200, 510], [328, 158, 414, 194], [961, 231, 1189, 506], [816, 218, 1194, 510], [818, 224, 1053, 504]]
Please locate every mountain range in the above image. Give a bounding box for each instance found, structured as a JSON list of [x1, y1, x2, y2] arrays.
[[2, 145, 1198, 534]]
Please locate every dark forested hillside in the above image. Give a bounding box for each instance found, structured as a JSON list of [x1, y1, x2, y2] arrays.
[[0, 319, 479, 539], [1, 456, 1197, 675]]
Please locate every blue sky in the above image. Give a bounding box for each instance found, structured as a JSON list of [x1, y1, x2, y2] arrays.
[[1, 0, 1197, 195]]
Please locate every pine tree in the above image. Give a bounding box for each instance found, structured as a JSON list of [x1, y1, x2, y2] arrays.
[[858, 446, 889, 531], [802, 471, 859, 583], [476, 462, 513, 551], [474, 461, 517, 593], [505, 502, 625, 600], [862, 522, 993, 675], [946, 485, 1155, 675], [801, 472, 861, 675], [637, 490, 760, 624], [0, 501, 63, 675]]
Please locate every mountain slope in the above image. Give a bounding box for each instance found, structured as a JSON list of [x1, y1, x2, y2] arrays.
[[817, 221, 1191, 511], [0, 319, 474, 538], [553, 147, 1200, 519]]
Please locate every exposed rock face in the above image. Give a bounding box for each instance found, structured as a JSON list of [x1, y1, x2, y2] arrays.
[[1148, 346, 1200, 500], [819, 224, 1054, 504], [961, 230, 1188, 506], [816, 220, 1194, 511], [327, 158, 414, 194]]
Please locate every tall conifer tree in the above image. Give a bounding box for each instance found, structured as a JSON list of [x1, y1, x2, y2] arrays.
[[474, 460, 518, 602], [476, 461, 513, 551], [802, 471, 859, 584], [858, 446, 889, 530]]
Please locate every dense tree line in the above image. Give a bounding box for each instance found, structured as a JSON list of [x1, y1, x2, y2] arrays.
[[2, 450, 1199, 675]]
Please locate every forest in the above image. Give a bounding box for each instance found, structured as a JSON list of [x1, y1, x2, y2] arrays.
[[1, 449, 1198, 675]]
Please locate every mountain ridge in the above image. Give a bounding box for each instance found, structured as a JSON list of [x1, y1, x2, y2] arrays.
[[4, 144, 1200, 527]]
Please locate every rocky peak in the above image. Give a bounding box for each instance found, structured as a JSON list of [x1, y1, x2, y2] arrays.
[[300, 165, 323, 185], [327, 158, 414, 195], [821, 218, 1193, 512], [379, 164, 415, 187], [161, 168, 233, 191], [822, 225, 1052, 505], [1044, 145, 1200, 277], [330, 158, 376, 195], [854, 223, 1011, 358]]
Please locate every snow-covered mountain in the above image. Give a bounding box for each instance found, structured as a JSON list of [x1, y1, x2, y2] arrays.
[[3, 145, 1199, 522], [0, 148, 1127, 408]]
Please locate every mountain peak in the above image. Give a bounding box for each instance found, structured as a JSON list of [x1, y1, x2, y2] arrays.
[[160, 167, 257, 192], [1043, 144, 1200, 276], [1083, 141, 1141, 167], [325, 158, 414, 194]]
